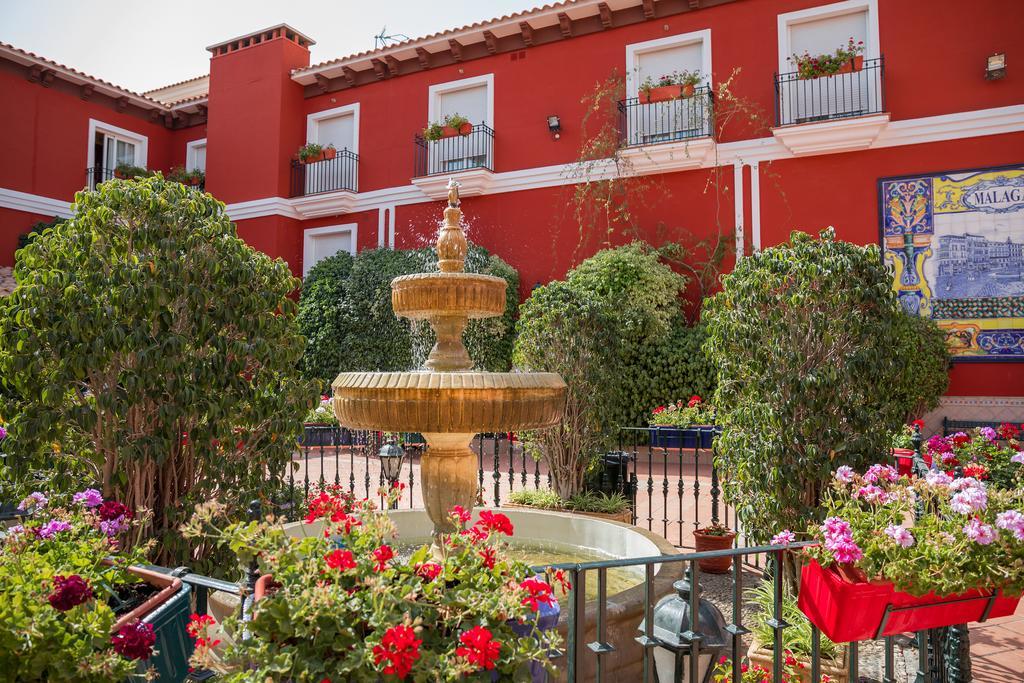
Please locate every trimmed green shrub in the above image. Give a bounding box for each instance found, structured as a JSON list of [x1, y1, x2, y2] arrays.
[[0, 176, 313, 565], [298, 244, 519, 390], [702, 227, 949, 545], [890, 312, 950, 420]]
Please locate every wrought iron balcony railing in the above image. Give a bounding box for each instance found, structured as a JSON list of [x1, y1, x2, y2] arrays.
[[775, 56, 886, 126], [85, 166, 121, 190], [618, 86, 714, 148], [413, 124, 494, 177], [290, 149, 359, 197]]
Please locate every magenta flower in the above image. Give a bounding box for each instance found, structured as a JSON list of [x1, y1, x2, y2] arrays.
[[830, 538, 863, 564], [18, 491, 47, 511], [48, 575, 95, 611], [37, 519, 71, 539], [834, 466, 854, 483], [854, 484, 890, 504], [863, 464, 898, 484], [1012, 451, 1024, 465], [884, 524, 914, 548], [963, 518, 996, 545], [979, 426, 998, 442], [111, 620, 156, 660], [72, 488, 104, 508], [100, 517, 127, 537], [770, 530, 796, 546], [822, 516, 851, 539]]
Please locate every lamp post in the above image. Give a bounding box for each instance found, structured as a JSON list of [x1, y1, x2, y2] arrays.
[[378, 438, 405, 509], [638, 569, 728, 683]]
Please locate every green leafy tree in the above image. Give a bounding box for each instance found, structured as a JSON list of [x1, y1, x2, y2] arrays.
[[0, 176, 313, 565], [890, 312, 949, 421], [297, 250, 354, 388], [702, 227, 948, 547], [513, 282, 623, 498]]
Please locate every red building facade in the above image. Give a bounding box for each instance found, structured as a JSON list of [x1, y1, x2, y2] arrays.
[[2, 0, 1022, 421]]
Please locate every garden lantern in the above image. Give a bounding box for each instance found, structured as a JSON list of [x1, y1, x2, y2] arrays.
[[638, 570, 728, 683], [378, 438, 405, 507]]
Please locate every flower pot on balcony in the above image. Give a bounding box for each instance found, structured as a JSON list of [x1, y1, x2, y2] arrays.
[[118, 566, 194, 683], [323, 147, 337, 160], [747, 639, 849, 683], [836, 55, 864, 74], [441, 122, 474, 138], [301, 151, 325, 164], [693, 528, 736, 574], [797, 559, 1022, 643]]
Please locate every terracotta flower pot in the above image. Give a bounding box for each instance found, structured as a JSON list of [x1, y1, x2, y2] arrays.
[[301, 151, 325, 164], [323, 147, 337, 160], [798, 559, 1022, 643], [254, 574, 279, 601], [639, 85, 683, 103], [113, 565, 183, 630], [693, 528, 736, 574], [441, 122, 473, 138], [836, 55, 864, 74]]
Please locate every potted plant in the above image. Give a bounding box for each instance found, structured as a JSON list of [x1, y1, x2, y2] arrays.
[[712, 655, 814, 683], [890, 419, 930, 476], [648, 395, 717, 449], [638, 70, 702, 103], [300, 395, 347, 446], [507, 489, 633, 524], [0, 488, 193, 682], [166, 166, 205, 187], [113, 164, 149, 180], [789, 37, 865, 80], [924, 424, 1023, 490], [692, 522, 737, 573], [297, 142, 325, 164], [796, 462, 1024, 642], [183, 489, 564, 681], [322, 143, 337, 160], [423, 113, 474, 141], [744, 581, 848, 683]]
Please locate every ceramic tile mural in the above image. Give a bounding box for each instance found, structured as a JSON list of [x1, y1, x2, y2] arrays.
[[879, 164, 1024, 361]]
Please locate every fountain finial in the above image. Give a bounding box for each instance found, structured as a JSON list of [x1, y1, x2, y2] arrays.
[[437, 178, 467, 273]]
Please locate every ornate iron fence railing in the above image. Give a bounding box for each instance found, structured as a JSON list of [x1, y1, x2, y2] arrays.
[[774, 56, 885, 127]]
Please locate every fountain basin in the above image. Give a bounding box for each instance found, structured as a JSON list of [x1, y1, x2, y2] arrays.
[[391, 272, 507, 320], [332, 371, 566, 433], [283, 508, 680, 682]]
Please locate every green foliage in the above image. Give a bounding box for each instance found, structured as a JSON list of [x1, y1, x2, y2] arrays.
[[889, 313, 949, 420], [113, 164, 150, 179], [297, 143, 323, 162], [508, 488, 630, 514], [298, 244, 519, 391], [0, 176, 313, 566], [183, 493, 561, 681], [0, 491, 152, 682], [745, 582, 841, 662], [513, 282, 623, 498], [702, 228, 947, 543], [17, 216, 65, 252]]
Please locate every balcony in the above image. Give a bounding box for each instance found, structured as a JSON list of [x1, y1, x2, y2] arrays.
[[772, 56, 890, 156], [85, 166, 206, 192], [411, 124, 494, 199], [289, 149, 358, 197], [616, 86, 716, 172]]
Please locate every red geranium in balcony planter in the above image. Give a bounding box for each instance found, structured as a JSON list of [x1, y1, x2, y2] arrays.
[[798, 559, 1020, 642]]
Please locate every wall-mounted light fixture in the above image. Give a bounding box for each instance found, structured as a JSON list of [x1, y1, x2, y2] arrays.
[[986, 53, 1006, 81], [547, 115, 561, 139]]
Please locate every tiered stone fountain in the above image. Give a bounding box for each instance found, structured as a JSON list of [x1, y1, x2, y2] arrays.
[[331, 179, 567, 538]]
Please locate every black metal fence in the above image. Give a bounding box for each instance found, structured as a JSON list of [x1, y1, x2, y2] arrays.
[[413, 124, 494, 177], [289, 149, 358, 197], [775, 56, 885, 127], [618, 86, 714, 147], [85, 166, 118, 189]]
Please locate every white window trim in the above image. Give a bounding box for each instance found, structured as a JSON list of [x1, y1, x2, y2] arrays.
[[306, 103, 360, 154], [777, 0, 880, 74], [427, 73, 494, 127], [185, 138, 207, 171], [625, 29, 713, 99], [86, 119, 148, 170], [302, 223, 358, 277]]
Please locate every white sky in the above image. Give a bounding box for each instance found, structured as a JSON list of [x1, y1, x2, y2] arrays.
[[0, 0, 536, 93]]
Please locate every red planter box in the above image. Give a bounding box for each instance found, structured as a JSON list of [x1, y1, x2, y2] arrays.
[[892, 448, 932, 476], [798, 560, 1021, 642]]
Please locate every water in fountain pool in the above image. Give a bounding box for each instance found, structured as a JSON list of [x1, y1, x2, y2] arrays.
[[395, 538, 641, 602]]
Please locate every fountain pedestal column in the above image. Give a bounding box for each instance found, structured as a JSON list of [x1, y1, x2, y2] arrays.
[[419, 432, 478, 537]]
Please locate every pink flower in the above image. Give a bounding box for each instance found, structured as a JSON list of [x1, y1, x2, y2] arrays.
[[864, 464, 899, 484], [822, 516, 851, 539], [925, 470, 953, 487], [854, 484, 890, 504], [834, 466, 854, 483], [37, 520, 71, 539], [950, 479, 987, 515], [963, 518, 996, 545], [995, 510, 1024, 540], [770, 530, 796, 546], [884, 524, 914, 548], [72, 488, 103, 508], [1011, 451, 1024, 465], [830, 538, 863, 564]]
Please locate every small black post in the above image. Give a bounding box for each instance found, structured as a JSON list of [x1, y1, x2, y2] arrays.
[[241, 499, 261, 622]]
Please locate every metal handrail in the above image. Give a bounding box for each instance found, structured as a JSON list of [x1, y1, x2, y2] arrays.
[[413, 123, 495, 177], [289, 149, 359, 197], [617, 85, 714, 147], [774, 56, 885, 127]]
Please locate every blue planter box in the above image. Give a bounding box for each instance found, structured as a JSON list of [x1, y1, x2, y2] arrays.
[[132, 579, 193, 683], [299, 425, 352, 447], [648, 425, 718, 450]]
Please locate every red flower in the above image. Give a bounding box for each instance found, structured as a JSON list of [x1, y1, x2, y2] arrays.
[[687, 395, 702, 408], [951, 433, 971, 448], [475, 510, 514, 536], [372, 624, 422, 679], [325, 548, 356, 571], [963, 463, 989, 479], [304, 491, 357, 526], [550, 569, 572, 593], [98, 500, 130, 522], [479, 546, 497, 569], [519, 577, 556, 612], [187, 613, 221, 649], [456, 625, 502, 671], [910, 419, 925, 431], [998, 422, 1020, 440], [47, 575, 94, 611], [652, 406, 666, 415], [111, 620, 156, 660], [415, 562, 442, 582], [450, 505, 472, 524], [372, 545, 394, 572]]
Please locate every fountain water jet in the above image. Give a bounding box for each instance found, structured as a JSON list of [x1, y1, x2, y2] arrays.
[[332, 179, 567, 539]]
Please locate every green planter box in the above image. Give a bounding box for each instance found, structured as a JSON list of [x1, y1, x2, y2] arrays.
[[132, 579, 193, 683]]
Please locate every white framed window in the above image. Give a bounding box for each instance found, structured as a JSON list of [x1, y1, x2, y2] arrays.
[[777, 0, 880, 123], [623, 30, 713, 146], [307, 103, 359, 154], [87, 119, 148, 187], [185, 138, 207, 172], [424, 74, 494, 174], [303, 223, 358, 276]]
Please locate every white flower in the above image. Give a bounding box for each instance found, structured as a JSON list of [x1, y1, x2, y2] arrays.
[[1012, 451, 1024, 465], [834, 466, 855, 483], [925, 470, 953, 487], [884, 524, 914, 548]]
